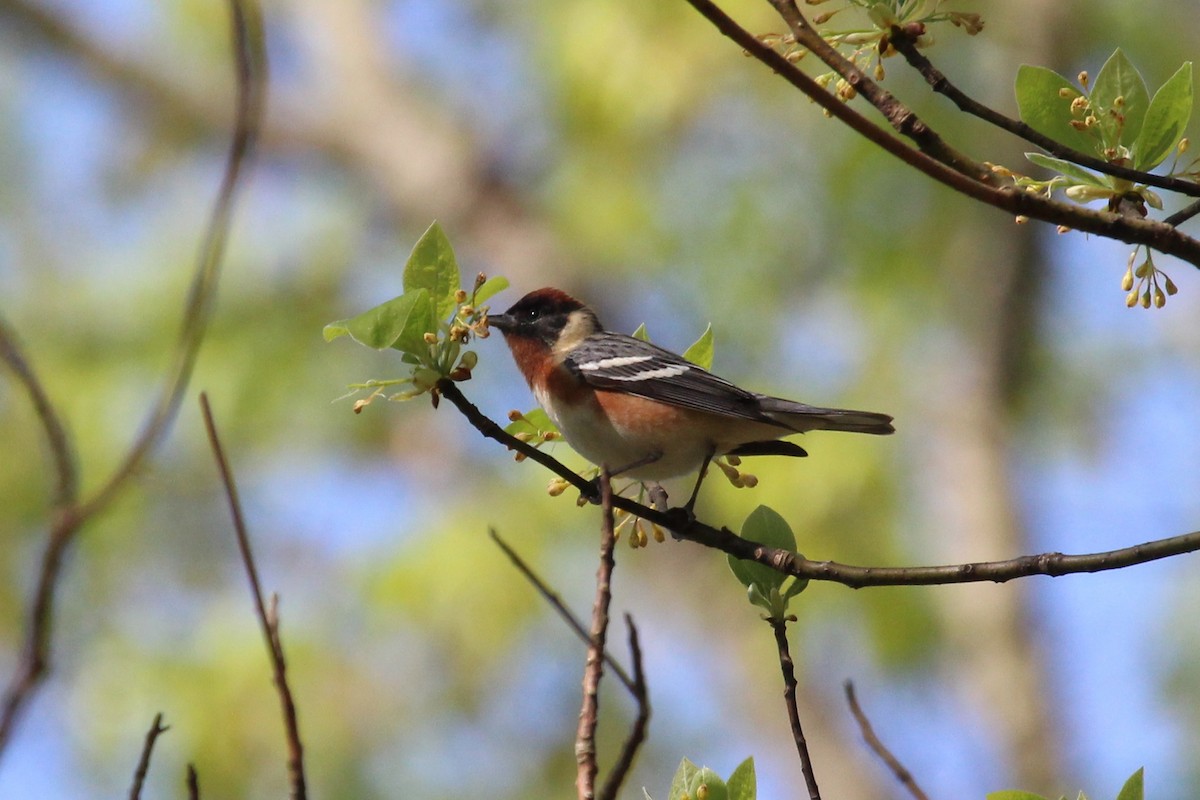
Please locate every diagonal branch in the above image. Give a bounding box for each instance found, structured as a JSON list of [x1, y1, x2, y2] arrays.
[[439, 379, 1200, 587], [0, 0, 265, 763], [200, 393, 307, 800], [489, 529, 638, 695], [127, 712, 169, 800], [844, 681, 928, 800], [678, 0, 1200, 268], [886, 26, 1200, 198]]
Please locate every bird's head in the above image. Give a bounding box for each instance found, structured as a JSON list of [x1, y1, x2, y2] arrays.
[[487, 288, 603, 354]]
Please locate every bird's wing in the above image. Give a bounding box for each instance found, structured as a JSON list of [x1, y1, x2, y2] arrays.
[[563, 331, 786, 426]]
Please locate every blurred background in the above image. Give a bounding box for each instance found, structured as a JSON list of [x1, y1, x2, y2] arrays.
[[1, 0, 1198, 797]]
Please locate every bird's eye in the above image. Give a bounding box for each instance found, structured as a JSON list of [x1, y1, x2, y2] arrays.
[[525, 307, 539, 320]]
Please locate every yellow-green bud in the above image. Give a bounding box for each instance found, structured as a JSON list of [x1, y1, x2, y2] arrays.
[[454, 289, 468, 303], [1121, 267, 1134, 292], [1134, 261, 1150, 278], [1078, 70, 1089, 86], [547, 478, 568, 497], [459, 351, 478, 370], [1126, 288, 1140, 307], [423, 332, 438, 344], [1165, 276, 1179, 295], [741, 474, 759, 488], [508, 409, 524, 422], [1141, 289, 1152, 308], [1154, 288, 1166, 308]]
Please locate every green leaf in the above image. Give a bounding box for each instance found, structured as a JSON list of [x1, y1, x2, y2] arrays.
[[505, 407, 560, 437], [473, 275, 510, 307], [782, 574, 809, 601], [1091, 49, 1150, 147], [631, 323, 650, 341], [1016, 65, 1096, 154], [1134, 62, 1192, 170], [668, 759, 701, 800], [1116, 768, 1144, 800], [726, 757, 757, 800], [682, 324, 714, 370], [986, 792, 1050, 800], [323, 289, 434, 354], [689, 768, 727, 800], [727, 505, 797, 597], [403, 221, 461, 321], [1025, 153, 1109, 188]]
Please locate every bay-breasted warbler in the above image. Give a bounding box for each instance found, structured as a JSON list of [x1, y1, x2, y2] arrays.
[[487, 288, 893, 505]]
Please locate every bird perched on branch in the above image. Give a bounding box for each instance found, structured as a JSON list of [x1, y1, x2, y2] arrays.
[[487, 287, 893, 508]]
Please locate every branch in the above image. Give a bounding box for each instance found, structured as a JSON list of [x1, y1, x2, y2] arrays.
[[489, 529, 638, 695], [200, 393, 307, 800], [441, 380, 1200, 587], [128, 713, 169, 800], [576, 469, 617, 800], [678, 0, 1200, 268], [843, 681, 928, 800], [598, 614, 650, 800], [187, 764, 200, 800], [0, 0, 264, 762], [77, 0, 265, 521], [769, 617, 821, 800], [886, 26, 1200, 198]]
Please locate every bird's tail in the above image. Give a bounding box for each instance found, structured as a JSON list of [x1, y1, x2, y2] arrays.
[[756, 396, 895, 435]]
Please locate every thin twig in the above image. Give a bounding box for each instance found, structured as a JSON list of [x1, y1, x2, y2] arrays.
[[886, 25, 1200, 198], [676, 0, 1200, 267], [768, 617, 821, 800], [844, 681, 929, 800], [598, 614, 650, 800], [489, 529, 637, 694], [128, 713, 169, 800], [0, 0, 265, 762], [441, 380, 1200, 587], [576, 469, 617, 800], [200, 393, 307, 800], [186, 764, 200, 800]]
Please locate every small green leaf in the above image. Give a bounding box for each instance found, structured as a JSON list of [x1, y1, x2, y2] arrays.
[[1134, 62, 1192, 170], [986, 792, 1050, 800], [727, 505, 797, 597], [1025, 153, 1110, 188], [473, 275, 510, 307], [782, 574, 809, 601], [1016, 65, 1096, 154], [505, 407, 560, 437], [668, 759, 701, 800], [689, 768, 727, 800], [1116, 768, 1144, 800], [726, 757, 757, 800], [682, 324, 714, 370], [324, 289, 434, 353], [631, 323, 650, 341], [1091, 49, 1150, 147], [403, 221, 461, 321]]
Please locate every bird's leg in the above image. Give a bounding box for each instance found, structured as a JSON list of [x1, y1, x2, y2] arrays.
[[682, 446, 716, 513], [584, 451, 664, 503], [648, 483, 670, 513]]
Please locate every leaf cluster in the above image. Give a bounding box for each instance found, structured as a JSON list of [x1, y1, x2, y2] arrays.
[[645, 756, 756, 800], [323, 221, 508, 406]]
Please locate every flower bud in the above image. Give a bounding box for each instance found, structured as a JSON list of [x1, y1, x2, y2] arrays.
[[1165, 276, 1179, 295], [508, 410, 524, 422], [423, 332, 438, 344], [1154, 288, 1166, 308], [454, 289, 468, 303], [1121, 267, 1134, 292], [1126, 288, 1140, 307]]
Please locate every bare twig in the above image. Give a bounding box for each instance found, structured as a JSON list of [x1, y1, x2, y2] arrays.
[[187, 764, 200, 800], [844, 681, 929, 800], [440, 379, 1200, 587], [200, 393, 307, 800], [489, 529, 637, 694], [0, 0, 264, 762], [768, 617, 821, 800], [886, 26, 1200, 198], [0, 316, 78, 506], [598, 614, 650, 800], [576, 469, 617, 800], [128, 713, 169, 800], [677, 0, 1200, 267]]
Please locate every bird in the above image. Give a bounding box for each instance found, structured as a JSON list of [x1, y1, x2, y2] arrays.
[[486, 287, 894, 509]]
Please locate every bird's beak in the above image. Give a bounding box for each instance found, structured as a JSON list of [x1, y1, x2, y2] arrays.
[[486, 313, 515, 333]]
